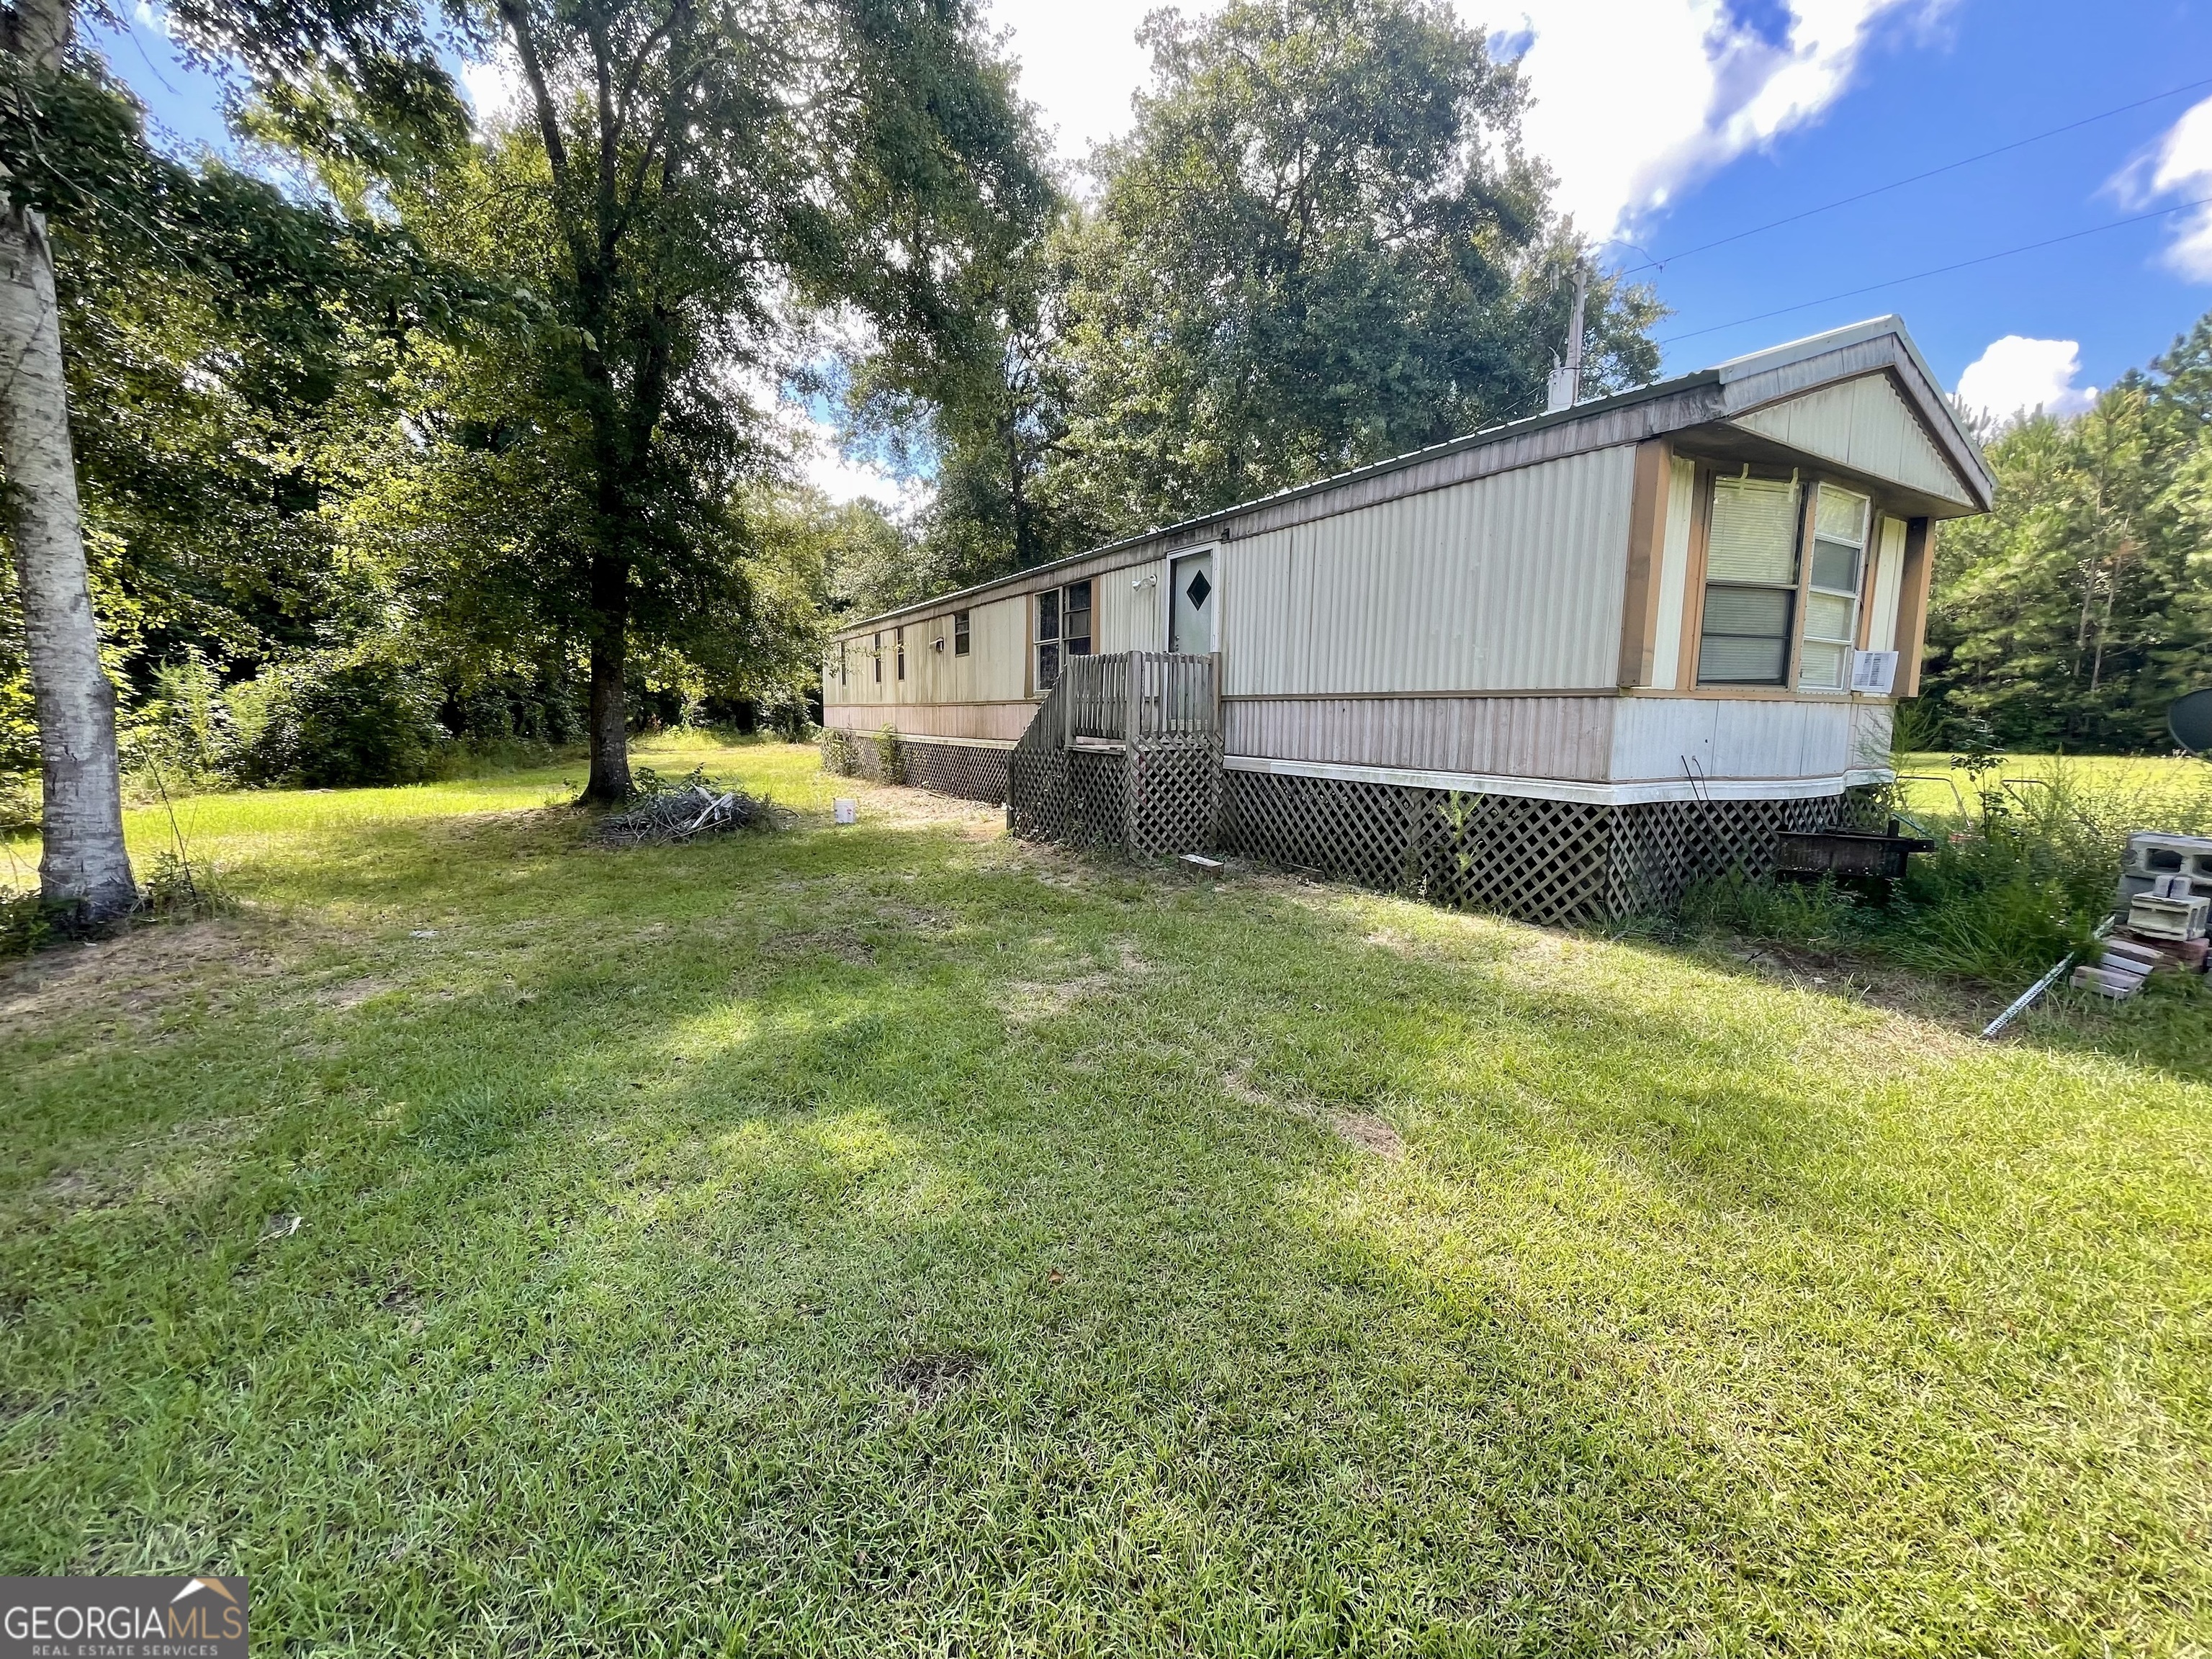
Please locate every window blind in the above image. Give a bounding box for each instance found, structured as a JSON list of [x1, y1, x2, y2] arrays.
[[1705, 477, 1801, 584]]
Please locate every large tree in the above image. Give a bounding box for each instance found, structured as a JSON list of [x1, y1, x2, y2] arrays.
[[1, 0, 475, 912], [1, 0, 133, 916], [1040, 0, 1658, 539], [388, 0, 1051, 800]]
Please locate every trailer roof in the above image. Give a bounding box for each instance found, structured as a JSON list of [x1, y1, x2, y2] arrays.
[[832, 315, 1992, 635]]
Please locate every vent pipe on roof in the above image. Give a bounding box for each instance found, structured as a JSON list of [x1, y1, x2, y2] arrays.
[[1545, 262, 1588, 414]]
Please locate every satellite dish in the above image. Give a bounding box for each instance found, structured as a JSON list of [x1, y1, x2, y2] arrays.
[[2172, 688, 2212, 755]]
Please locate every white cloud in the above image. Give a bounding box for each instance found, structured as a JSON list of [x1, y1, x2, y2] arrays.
[[985, 1, 1938, 236], [1510, 0, 1946, 239], [2127, 94, 2212, 281], [1954, 336, 2095, 426]]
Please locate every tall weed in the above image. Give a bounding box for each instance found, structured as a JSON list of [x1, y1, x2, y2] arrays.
[[1680, 755, 2212, 983]]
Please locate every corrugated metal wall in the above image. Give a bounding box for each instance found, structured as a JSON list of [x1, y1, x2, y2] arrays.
[[1222, 446, 1638, 696], [823, 701, 1034, 742], [1732, 374, 1971, 508], [1611, 697, 1860, 784], [1097, 559, 1168, 655], [829, 593, 1029, 711], [1224, 696, 1617, 781]]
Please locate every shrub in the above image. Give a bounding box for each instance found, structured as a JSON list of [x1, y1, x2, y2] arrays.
[[130, 650, 236, 791], [1674, 757, 2212, 984], [0, 770, 35, 836], [230, 656, 445, 788], [0, 886, 60, 958]]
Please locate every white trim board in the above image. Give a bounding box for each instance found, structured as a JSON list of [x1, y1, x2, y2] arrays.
[[1224, 752, 1876, 806]]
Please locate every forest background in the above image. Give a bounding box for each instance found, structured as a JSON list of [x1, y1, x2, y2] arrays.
[[1, 0, 2206, 834]]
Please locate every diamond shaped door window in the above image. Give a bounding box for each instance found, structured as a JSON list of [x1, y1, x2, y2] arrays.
[[1185, 570, 1211, 608]]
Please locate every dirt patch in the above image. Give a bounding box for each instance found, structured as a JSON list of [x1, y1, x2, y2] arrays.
[[24, 1112, 263, 1215], [319, 976, 395, 1010], [1224, 1063, 1405, 1159], [1326, 1110, 1405, 1159], [871, 902, 955, 935], [826, 781, 1002, 835], [885, 1350, 982, 1404], [0, 919, 289, 1040], [763, 928, 875, 966], [1004, 938, 1147, 1024]]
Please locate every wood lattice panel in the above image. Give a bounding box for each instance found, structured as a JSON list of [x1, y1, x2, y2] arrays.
[[1220, 770, 1412, 889], [1222, 768, 1844, 927], [1125, 744, 1220, 856], [902, 741, 1012, 804], [1426, 791, 1616, 925], [1010, 747, 1071, 843]]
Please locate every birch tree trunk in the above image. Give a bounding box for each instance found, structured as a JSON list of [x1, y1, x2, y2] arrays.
[[1, 0, 138, 917]]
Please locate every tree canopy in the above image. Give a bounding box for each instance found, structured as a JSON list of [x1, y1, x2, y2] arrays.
[[1038, 0, 1657, 540], [1923, 312, 2212, 752]]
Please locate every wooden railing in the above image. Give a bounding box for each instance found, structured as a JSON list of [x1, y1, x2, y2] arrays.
[[1055, 651, 1219, 746]]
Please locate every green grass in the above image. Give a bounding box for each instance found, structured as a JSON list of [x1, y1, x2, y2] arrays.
[[4, 733, 2210, 1655], [1892, 751, 2212, 821]]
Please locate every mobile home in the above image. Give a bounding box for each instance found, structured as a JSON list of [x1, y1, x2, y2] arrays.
[[821, 317, 1993, 924]]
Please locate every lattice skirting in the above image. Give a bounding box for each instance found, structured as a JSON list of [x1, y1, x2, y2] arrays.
[[1010, 742, 1219, 856], [904, 740, 1012, 804], [1011, 747, 1128, 850], [1219, 769, 1839, 927], [819, 729, 1011, 804]]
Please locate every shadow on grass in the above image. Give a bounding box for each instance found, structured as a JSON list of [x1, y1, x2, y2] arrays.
[[2, 802, 2206, 1652]]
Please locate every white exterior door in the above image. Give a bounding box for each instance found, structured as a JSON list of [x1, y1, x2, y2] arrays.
[[1169, 550, 1215, 654]]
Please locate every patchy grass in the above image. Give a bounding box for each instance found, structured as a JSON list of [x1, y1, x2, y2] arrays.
[[3, 733, 2210, 1655]]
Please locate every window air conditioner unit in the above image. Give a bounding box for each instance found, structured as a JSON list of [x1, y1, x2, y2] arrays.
[[1850, 649, 1898, 695]]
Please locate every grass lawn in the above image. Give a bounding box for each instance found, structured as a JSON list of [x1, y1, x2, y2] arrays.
[[4, 733, 2210, 1655], [1893, 750, 2212, 822]]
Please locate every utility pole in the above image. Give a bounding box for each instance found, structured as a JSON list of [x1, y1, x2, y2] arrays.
[[1545, 261, 1588, 414]]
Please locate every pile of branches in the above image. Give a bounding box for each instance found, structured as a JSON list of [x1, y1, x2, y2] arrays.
[[598, 783, 782, 848]]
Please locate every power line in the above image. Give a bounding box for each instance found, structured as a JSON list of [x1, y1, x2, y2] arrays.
[[1611, 74, 2212, 276], [1655, 196, 2212, 346]]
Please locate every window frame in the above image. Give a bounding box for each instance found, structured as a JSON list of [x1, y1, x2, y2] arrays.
[[895, 624, 906, 682], [953, 611, 971, 657], [1694, 468, 1806, 689], [871, 631, 882, 685], [1033, 579, 1094, 692], [1797, 482, 1869, 695]]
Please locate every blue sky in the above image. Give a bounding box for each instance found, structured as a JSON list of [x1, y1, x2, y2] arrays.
[[89, 0, 2212, 496]]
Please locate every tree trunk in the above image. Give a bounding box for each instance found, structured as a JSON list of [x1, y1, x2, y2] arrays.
[[583, 551, 631, 801], [0, 201, 135, 917]]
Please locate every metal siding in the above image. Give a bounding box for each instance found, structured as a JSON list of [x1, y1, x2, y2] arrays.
[[1731, 374, 1972, 506], [1223, 446, 1637, 697], [1225, 696, 1617, 781], [825, 701, 1033, 742], [1611, 696, 1859, 783], [1096, 559, 1168, 653], [1849, 701, 1894, 770], [1868, 516, 1906, 653], [1650, 454, 1696, 691]]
